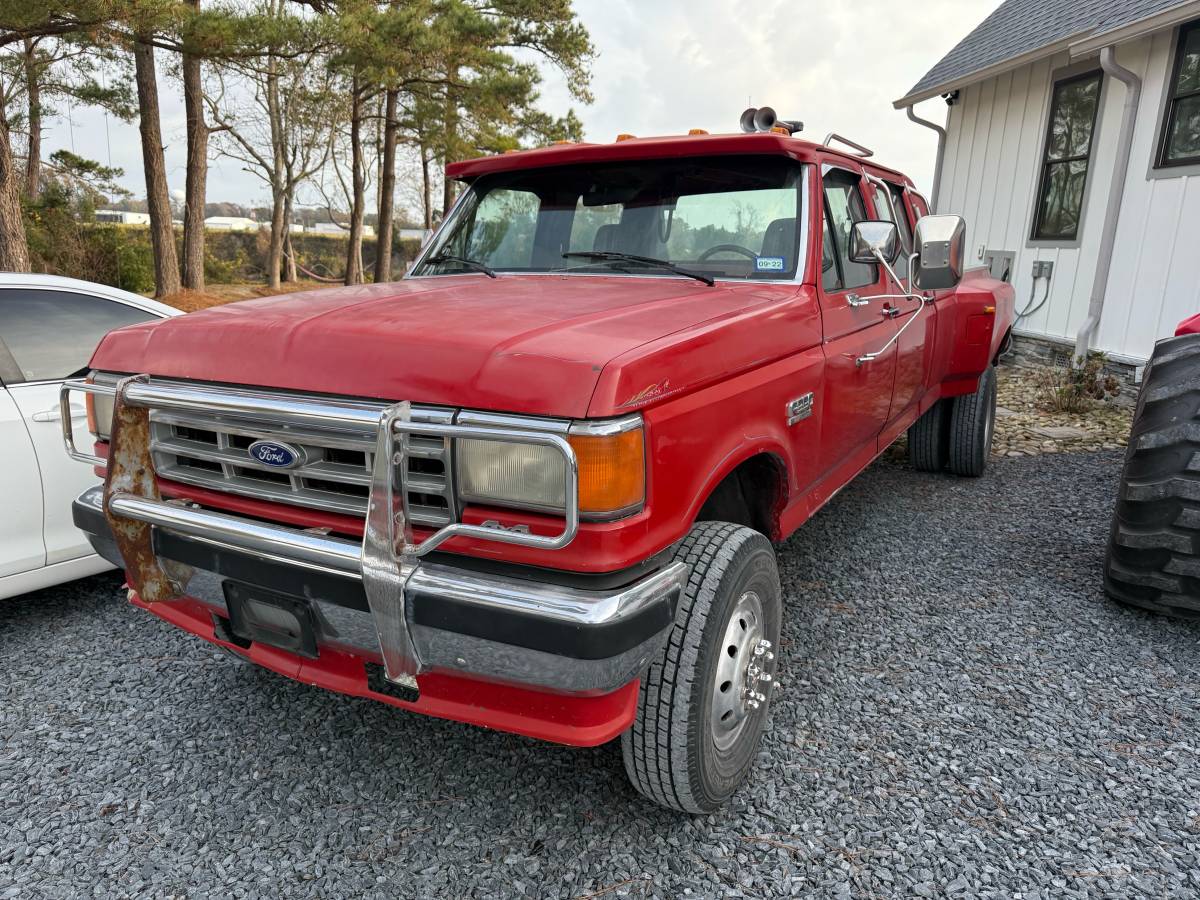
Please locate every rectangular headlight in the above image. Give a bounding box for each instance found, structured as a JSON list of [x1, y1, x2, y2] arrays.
[[456, 418, 645, 520]]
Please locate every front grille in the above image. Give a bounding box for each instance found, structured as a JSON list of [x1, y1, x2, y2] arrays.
[[148, 392, 457, 528]]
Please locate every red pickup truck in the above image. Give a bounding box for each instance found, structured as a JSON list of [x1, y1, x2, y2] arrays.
[[64, 115, 1014, 813]]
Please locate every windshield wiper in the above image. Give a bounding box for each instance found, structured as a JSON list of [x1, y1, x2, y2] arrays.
[[425, 253, 497, 278], [562, 251, 715, 286]]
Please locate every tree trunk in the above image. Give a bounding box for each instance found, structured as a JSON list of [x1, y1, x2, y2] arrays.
[[282, 193, 297, 282], [344, 80, 364, 286], [373, 87, 398, 283], [263, 52, 287, 289], [266, 187, 286, 288], [133, 38, 181, 298], [440, 67, 457, 218], [181, 0, 207, 291], [0, 112, 31, 272], [420, 142, 432, 228], [22, 38, 41, 197]]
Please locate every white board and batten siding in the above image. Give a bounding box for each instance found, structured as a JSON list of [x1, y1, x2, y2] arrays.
[[935, 33, 1200, 363]]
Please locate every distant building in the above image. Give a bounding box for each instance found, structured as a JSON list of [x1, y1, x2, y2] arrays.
[[308, 222, 376, 237], [95, 210, 151, 225], [397, 227, 432, 242], [204, 216, 261, 232]]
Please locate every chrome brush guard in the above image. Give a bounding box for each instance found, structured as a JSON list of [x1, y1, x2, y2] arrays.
[[61, 376, 581, 691]]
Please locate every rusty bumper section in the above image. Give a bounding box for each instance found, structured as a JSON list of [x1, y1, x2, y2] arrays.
[[62, 376, 684, 697]]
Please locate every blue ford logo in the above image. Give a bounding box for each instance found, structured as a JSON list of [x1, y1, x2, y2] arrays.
[[247, 439, 304, 469]]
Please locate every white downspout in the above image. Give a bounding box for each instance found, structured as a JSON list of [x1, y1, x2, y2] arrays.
[[906, 105, 947, 212], [1073, 46, 1141, 364]]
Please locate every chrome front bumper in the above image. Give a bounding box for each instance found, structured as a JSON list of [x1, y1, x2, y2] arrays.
[[63, 376, 685, 696]]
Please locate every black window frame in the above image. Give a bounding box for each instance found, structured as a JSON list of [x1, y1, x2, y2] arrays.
[[1155, 19, 1200, 169], [1030, 69, 1103, 243]]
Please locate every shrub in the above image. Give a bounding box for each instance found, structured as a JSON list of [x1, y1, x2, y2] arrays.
[[1033, 352, 1121, 413]]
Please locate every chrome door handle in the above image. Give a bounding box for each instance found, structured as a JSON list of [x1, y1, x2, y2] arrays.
[[32, 403, 85, 423], [880, 305, 901, 318], [846, 293, 869, 308]]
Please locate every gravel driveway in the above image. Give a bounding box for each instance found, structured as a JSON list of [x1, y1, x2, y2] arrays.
[[3, 450, 1198, 899]]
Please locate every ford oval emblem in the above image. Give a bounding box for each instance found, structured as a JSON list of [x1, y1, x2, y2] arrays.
[[247, 439, 304, 469]]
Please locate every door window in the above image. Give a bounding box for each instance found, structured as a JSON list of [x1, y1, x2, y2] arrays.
[[821, 170, 877, 292], [0, 289, 154, 383]]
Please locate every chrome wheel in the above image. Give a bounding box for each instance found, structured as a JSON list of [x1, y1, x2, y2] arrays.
[[710, 590, 773, 751]]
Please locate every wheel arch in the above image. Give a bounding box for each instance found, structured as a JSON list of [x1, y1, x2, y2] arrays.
[[690, 448, 790, 541]]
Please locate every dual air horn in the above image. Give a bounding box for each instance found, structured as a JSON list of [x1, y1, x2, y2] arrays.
[[739, 106, 803, 135]]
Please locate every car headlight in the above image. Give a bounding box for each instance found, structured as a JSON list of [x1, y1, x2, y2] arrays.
[[86, 371, 120, 441], [456, 417, 645, 520]]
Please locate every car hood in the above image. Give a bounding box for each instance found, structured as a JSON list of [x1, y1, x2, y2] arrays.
[[91, 275, 794, 418]]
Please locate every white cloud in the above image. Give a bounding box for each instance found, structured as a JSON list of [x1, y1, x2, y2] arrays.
[[44, 0, 997, 208]]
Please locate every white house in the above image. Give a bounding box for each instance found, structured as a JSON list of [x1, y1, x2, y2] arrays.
[[94, 210, 151, 225], [895, 0, 1200, 364], [204, 216, 261, 232]]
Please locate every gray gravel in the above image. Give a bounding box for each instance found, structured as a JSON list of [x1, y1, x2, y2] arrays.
[[3, 450, 1199, 899]]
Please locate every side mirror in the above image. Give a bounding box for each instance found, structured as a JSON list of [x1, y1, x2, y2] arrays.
[[848, 220, 899, 265], [912, 214, 965, 291]]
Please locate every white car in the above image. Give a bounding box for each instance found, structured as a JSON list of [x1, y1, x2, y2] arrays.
[[0, 274, 178, 600]]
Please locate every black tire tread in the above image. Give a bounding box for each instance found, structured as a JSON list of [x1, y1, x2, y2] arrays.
[[1106, 332, 1200, 618], [947, 365, 997, 477], [908, 399, 950, 472], [621, 522, 777, 813]]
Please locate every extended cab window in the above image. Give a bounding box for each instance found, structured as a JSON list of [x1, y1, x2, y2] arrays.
[[872, 182, 913, 279], [417, 156, 805, 281], [0, 289, 152, 383], [821, 169, 876, 292]]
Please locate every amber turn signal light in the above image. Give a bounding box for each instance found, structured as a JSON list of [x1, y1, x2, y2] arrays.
[[568, 427, 645, 517]]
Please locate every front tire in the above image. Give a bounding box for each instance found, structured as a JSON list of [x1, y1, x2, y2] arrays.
[[947, 364, 997, 477], [622, 522, 781, 814], [1105, 334, 1200, 618]]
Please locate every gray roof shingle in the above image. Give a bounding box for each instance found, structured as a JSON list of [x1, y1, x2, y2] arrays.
[[897, 0, 1190, 104]]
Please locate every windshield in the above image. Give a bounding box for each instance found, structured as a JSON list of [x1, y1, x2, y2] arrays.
[[414, 156, 806, 281]]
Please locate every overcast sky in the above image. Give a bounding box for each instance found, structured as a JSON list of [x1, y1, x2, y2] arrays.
[[45, 0, 996, 212]]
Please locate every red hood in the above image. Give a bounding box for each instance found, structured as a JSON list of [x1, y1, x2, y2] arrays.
[[92, 275, 795, 418]]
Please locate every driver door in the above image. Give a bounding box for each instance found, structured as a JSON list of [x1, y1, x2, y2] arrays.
[[814, 165, 898, 480]]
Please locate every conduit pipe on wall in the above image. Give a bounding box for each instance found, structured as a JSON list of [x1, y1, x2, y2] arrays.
[[1073, 46, 1141, 365], [905, 105, 947, 212]]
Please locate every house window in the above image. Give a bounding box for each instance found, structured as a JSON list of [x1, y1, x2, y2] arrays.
[[1157, 20, 1200, 168], [1031, 70, 1102, 242]]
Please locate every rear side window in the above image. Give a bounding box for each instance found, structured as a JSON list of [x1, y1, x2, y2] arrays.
[[872, 182, 914, 279], [821, 170, 876, 292], [0, 289, 153, 383]]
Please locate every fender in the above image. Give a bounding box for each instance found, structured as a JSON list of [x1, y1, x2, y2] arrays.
[[936, 268, 1016, 397]]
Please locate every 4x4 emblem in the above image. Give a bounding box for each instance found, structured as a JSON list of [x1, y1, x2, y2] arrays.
[[786, 393, 814, 426]]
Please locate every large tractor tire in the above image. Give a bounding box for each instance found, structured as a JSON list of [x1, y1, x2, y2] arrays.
[[1105, 334, 1200, 618]]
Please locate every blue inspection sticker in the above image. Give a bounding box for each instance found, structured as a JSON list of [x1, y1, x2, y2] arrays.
[[755, 256, 785, 272]]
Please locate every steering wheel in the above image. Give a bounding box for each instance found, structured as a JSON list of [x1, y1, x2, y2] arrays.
[[698, 243, 758, 262]]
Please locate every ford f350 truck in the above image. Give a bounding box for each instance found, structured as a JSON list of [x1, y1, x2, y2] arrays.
[[63, 113, 1014, 813]]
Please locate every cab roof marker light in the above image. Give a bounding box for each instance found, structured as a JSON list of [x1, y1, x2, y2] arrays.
[[615, 133, 636, 142]]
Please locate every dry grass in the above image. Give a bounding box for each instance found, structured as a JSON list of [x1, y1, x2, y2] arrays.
[[157, 280, 329, 313]]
